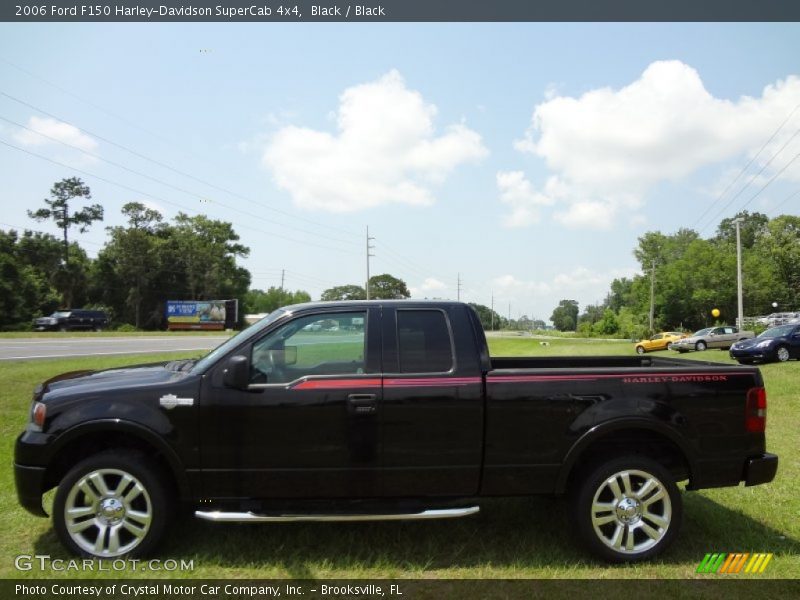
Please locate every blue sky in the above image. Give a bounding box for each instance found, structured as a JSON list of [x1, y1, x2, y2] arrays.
[[1, 23, 799, 322]]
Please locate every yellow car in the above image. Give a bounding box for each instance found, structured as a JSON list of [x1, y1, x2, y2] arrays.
[[635, 331, 687, 354]]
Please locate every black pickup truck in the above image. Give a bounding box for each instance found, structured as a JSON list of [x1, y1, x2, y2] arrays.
[[15, 301, 777, 562]]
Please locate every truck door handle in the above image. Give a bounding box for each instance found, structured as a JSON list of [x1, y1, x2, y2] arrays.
[[347, 393, 377, 414]]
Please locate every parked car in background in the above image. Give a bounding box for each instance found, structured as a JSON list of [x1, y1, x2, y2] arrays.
[[669, 325, 755, 352], [730, 323, 800, 364], [33, 309, 109, 332], [758, 312, 800, 327], [634, 331, 687, 354]]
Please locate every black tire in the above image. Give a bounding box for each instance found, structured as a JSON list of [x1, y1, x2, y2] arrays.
[[695, 341, 707, 351], [58, 325, 68, 332], [775, 345, 790, 363], [569, 454, 683, 563], [635, 346, 646, 355], [53, 450, 171, 558]]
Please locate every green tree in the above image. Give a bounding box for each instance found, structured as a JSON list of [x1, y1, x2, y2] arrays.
[[468, 303, 505, 331], [320, 285, 367, 301], [101, 202, 164, 328], [170, 213, 250, 300], [756, 215, 800, 309], [0, 230, 63, 329], [716, 211, 769, 250], [244, 287, 311, 314], [550, 299, 579, 331], [27, 177, 102, 266], [368, 274, 410, 299]]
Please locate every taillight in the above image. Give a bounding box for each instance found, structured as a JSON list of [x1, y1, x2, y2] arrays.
[[31, 402, 46, 432], [745, 387, 767, 433]]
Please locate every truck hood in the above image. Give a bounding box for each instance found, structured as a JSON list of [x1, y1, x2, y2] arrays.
[[38, 361, 194, 404]]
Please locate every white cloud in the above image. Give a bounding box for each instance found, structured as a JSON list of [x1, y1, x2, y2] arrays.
[[509, 60, 800, 229], [263, 70, 488, 212], [489, 266, 640, 320], [419, 277, 446, 291], [496, 171, 554, 227], [13, 116, 98, 153], [409, 277, 450, 298]]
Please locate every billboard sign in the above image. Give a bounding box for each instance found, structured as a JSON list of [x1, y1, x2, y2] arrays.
[[166, 300, 233, 330]]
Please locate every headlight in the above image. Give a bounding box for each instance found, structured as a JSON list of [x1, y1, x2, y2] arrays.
[[756, 340, 773, 349], [29, 402, 46, 432]]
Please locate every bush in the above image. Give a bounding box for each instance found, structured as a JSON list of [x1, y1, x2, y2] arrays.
[[115, 323, 139, 332]]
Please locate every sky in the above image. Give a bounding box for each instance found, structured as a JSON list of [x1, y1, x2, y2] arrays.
[[1, 22, 799, 322]]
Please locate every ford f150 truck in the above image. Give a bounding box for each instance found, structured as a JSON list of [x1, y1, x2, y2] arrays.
[[15, 301, 778, 562]]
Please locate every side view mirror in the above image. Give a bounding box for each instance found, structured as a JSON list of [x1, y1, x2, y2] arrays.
[[223, 355, 250, 390]]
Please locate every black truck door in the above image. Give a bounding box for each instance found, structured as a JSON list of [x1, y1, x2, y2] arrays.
[[198, 306, 382, 500], [378, 304, 484, 496]]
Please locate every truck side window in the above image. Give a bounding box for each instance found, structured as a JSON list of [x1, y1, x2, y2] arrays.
[[397, 310, 454, 373], [250, 312, 366, 384]]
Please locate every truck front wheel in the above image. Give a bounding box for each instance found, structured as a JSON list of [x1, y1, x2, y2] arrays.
[[570, 455, 682, 562], [53, 450, 170, 558]]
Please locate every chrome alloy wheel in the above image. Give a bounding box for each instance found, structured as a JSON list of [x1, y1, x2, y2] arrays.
[[63, 468, 152, 557], [590, 469, 672, 555], [776, 346, 790, 362]]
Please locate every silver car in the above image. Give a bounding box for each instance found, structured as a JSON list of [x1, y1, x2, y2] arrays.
[[669, 326, 755, 352]]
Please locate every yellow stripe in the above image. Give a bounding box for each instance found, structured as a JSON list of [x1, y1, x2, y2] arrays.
[[750, 554, 766, 573], [733, 553, 749, 573], [758, 553, 773, 573], [720, 553, 737, 573], [744, 554, 759, 573]]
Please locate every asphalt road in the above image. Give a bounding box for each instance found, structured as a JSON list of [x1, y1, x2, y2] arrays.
[[0, 336, 231, 361]]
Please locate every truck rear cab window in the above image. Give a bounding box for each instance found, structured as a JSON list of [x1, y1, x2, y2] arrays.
[[397, 310, 454, 373]]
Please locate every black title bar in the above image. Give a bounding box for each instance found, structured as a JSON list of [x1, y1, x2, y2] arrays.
[[4, 0, 800, 22]]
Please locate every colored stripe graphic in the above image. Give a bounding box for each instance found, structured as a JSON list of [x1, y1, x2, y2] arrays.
[[697, 553, 773, 574]]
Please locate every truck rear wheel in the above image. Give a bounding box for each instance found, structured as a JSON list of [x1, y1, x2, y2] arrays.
[[570, 455, 682, 562], [53, 450, 170, 558]]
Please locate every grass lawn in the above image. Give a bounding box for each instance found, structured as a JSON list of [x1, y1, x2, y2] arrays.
[[1, 339, 797, 581]]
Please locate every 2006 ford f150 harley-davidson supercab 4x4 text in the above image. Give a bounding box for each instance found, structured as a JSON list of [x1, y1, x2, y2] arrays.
[[15, 301, 778, 562]]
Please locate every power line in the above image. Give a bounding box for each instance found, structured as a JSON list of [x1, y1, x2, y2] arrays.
[[698, 126, 800, 234], [0, 138, 361, 256], [769, 188, 800, 216], [0, 89, 362, 239], [0, 114, 360, 249], [734, 151, 800, 214], [692, 101, 800, 232], [0, 56, 209, 163]]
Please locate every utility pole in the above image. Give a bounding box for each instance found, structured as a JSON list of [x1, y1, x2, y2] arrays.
[[734, 217, 744, 330], [649, 260, 656, 333], [365, 226, 375, 300], [280, 269, 285, 303], [490, 292, 494, 331], [457, 273, 462, 302]]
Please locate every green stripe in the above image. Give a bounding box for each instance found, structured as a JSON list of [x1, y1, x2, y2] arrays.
[[696, 553, 714, 573]]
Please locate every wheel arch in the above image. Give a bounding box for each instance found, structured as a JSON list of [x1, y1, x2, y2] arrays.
[[44, 420, 191, 503], [556, 419, 694, 494]]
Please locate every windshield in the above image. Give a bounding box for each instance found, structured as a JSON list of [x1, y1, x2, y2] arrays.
[[190, 308, 288, 373], [692, 328, 712, 336], [758, 324, 795, 339], [51, 311, 71, 318]]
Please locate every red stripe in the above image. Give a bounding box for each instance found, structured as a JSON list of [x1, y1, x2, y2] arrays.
[[487, 371, 753, 383], [291, 376, 482, 390], [292, 378, 381, 390]]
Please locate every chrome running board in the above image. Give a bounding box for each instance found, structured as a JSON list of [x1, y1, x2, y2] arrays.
[[195, 506, 480, 523]]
